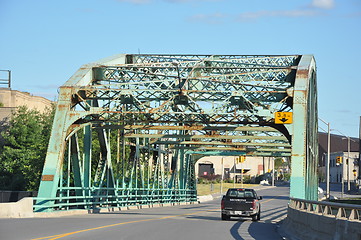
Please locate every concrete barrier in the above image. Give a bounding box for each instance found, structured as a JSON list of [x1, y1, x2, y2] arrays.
[[197, 194, 213, 203], [0, 197, 34, 218], [281, 203, 361, 240]]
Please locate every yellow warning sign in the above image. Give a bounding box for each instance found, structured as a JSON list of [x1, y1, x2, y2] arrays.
[[275, 112, 293, 124]]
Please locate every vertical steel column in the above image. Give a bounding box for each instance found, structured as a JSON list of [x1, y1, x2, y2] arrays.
[[70, 134, 84, 197], [290, 55, 318, 200], [36, 87, 74, 211], [83, 125, 92, 206]]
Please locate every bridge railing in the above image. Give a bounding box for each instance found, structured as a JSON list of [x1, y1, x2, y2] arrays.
[[283, 197, 361, 240], [33, 187, 197, 212], [289, 197, 361, 221]]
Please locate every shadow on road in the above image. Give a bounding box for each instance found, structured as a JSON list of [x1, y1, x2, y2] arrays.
[[261, 208, 287, 219], [230, 221, 245, 240], [229, 219, 283, 240]]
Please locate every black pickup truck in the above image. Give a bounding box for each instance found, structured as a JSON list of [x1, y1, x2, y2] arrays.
[[221, 188, 262, 221]]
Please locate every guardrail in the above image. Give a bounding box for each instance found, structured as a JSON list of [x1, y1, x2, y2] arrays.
[[290, 197, 361, 221]]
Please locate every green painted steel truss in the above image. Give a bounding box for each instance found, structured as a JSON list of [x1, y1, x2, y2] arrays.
[[35, 54, 318, 212]]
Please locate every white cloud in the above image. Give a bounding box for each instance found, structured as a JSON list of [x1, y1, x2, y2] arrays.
[[310, 0, 334, 9], [188, 13, 227, 24], [237, 9, 324, 21]]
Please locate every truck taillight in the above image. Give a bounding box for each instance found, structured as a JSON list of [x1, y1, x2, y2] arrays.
[[221, 199, 225, 209], [252, 200, 257, 209]]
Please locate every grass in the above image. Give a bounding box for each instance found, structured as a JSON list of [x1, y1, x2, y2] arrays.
[[197, 183, 258, 196]]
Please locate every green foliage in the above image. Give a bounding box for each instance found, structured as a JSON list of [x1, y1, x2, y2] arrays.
[[0, 105, 55, 191], [243, 175, 251, 184], [274, 157, 284, 169], [197, 174, 221, 184], [283, 173, 291, 181], [0, 102, 4, 107], [70, 126, 132, 184]]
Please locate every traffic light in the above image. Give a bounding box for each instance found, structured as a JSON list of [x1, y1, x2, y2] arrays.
[[336, 156, 343, 165], [353, 169, 357, 177], [237, 156, 246, 163]]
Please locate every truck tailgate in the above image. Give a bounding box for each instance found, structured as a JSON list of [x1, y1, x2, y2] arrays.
[[224, 197, 254, 211]]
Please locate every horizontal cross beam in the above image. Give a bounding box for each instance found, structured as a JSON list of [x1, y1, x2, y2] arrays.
[[124, 133, 288, 141]]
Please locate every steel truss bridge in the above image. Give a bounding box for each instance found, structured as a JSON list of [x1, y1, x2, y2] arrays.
[[35, 54, 318, 212]]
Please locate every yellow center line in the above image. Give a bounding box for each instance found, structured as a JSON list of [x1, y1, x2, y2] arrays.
[[263, 197, 280, 203], [33, 196, 286, 240], [32, 208, 218, 240]]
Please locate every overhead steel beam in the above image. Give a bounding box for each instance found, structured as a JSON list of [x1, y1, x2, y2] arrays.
[[100, 124, 280, 132], [150, 140, 290, 147], [124, 133, 288, 141]]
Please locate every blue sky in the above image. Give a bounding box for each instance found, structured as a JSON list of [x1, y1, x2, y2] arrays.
[[1, 0, 360, 137]]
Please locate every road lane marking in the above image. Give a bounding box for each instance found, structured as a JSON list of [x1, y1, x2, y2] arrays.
[[262, 195, 288, 204], [32, 208, 219, 240], [33, 195, 288, 240]]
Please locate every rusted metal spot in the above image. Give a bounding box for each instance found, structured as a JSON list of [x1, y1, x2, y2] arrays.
[[42, 175, 54, 181], [296, 68, 309, 78], [58, 104, 68, 110]]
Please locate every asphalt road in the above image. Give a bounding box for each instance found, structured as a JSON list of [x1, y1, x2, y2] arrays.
[[0, 185, 290, 240]]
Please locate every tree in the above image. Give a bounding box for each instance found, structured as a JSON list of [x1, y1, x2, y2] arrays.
[[274, 157, 284, 169], [0, 105, 54, 191]]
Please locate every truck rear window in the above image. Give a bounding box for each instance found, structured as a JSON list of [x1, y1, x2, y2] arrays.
[[227, 189, 255, 198]]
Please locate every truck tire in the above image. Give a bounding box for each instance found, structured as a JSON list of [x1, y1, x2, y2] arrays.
[[252, 211, 261, 221], [221, 214, 229, 220]]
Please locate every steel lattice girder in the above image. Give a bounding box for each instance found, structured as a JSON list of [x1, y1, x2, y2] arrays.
[[36, 54, 318, 212]]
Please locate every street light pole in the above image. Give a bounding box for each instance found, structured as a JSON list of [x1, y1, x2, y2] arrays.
[[331, 129, 355, 198], [327, 123, 330, 198], [342, 159, 345, 198], [319, 118, 331, 199], [346, 137, 351, 191]]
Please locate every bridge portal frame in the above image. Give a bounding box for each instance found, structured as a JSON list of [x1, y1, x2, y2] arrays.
[[35, 54, 318, 212]]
